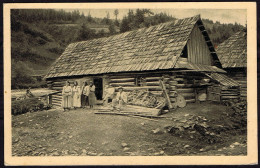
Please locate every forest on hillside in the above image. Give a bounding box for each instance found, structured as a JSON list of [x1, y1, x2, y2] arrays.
[[11, 9, 245, 89]]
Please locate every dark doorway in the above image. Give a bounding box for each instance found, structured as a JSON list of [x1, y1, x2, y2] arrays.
[[93, 78, 103, 100]]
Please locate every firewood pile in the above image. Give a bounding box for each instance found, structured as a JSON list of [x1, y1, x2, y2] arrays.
[[127, 90, 166, 109]]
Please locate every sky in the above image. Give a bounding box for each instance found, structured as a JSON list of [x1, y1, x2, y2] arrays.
[[64, 8, 247, 26]]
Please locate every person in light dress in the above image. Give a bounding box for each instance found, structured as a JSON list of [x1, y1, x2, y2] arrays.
[[72, 81, 81, 108], [62, 81, 72, 111]]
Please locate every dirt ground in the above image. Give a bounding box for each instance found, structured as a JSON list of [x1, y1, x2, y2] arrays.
[[12, 102, 247, 156]]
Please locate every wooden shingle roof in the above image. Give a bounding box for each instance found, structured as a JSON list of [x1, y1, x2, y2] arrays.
[[46, 15, 219, 79], [216, 31, 247, 68]]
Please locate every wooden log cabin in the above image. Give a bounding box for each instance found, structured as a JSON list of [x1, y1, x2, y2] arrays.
[[216, 30, 247, 99], [45, 15, 239, 107]]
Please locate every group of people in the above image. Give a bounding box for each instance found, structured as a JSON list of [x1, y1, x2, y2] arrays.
[[62, 80, 96, 111], [62, 81, 128, 111]]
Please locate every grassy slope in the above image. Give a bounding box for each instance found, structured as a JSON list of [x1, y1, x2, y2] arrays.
[[11, 21, 109, 73]]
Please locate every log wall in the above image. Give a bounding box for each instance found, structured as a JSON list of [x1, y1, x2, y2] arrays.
[[225, 68, 247, 99], [168, 71, 205, 104], [47, 71, 204, 107], [107, 73, 171, 97]]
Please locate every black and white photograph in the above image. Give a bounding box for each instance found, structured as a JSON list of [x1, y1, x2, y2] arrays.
[[3, 2, 257, 166]]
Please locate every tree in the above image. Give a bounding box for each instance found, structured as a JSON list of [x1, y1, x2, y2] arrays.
[[120, 16, 130, 33], [78, 23, 96, 41], [114, 9, 119, 20], [106, 11, 110, 19], [87, 12, 93, 22], [109, 23, 116, 34]]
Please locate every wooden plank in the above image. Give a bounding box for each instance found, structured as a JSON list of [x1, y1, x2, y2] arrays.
[[114, 86, 162, 92], [96, 105, 162, 116], [95, 111, 163, 119], [146, 81, 160, 86]]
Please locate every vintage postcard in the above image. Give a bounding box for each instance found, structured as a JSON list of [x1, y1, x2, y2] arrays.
[[4, 2, 257, 166]]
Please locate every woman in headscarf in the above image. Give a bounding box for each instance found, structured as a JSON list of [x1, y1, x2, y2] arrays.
[[62, 81, 72, 111], [88, 81, 96, 108], [72, 81, 81, 108]]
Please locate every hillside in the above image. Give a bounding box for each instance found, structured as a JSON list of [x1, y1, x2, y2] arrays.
[[11, 9, 245, 89]]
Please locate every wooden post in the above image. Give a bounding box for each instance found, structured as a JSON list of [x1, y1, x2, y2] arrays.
[[49, 94, 52, 105], [159, 79, 173, 109]]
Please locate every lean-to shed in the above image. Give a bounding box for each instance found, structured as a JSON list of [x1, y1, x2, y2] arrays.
[[216, 30, 247, 99], [45, 15, 237, 107]]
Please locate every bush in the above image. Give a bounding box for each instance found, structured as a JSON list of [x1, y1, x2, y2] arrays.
[[11, 98, 51, 115]]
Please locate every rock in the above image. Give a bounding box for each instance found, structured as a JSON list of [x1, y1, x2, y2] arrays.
[[62, 150, 69, 155], [68, 135, 73, 139], [88, 152, 97, 156], [152, 128, 161, 134], [123, 147, 130, 152], [159, 151, 164, 155], [230, 144, 235, 148], [52, 151, 59, 156], [148, 148, 155, 151], [199, 148, 204, 151], [13, 138, 19, 143], [88, 143, 92, 145], [184, 114, 189, 117], [81, 149, 87, 155], [154, 152, 160, 156], [141, 122, 145, 126], [184, 145, 190, 148], [233, 142, 240, 146], [121, 143, 128, 147], [98, 153, 105, 156], [102, 141, 108, 145]]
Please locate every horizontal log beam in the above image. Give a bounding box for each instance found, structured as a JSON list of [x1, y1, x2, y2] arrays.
[[110, 83, 135, 87], [176, 88, 194, 93], [176, 84, 193, 88], [52, 87, 63, 90], [186, 99, 196, 103], [109, 78, 135, 82]]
